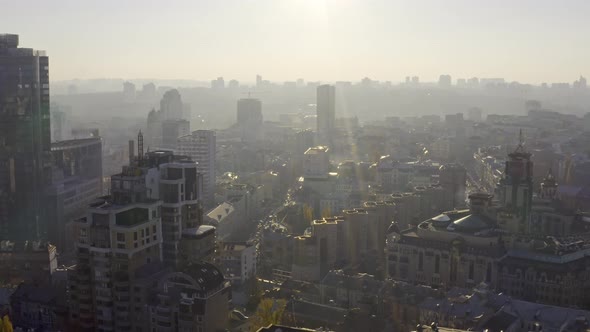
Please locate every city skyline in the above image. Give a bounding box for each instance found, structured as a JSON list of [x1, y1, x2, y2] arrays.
[[5, 0, 590, 83]]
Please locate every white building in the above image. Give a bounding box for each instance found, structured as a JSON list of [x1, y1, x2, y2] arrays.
[[218, 241, 257, 286], [303, 146, 330, 179], [177, 130, 216, 208]]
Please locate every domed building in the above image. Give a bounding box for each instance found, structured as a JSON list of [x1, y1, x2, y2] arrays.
[[386, 136, 590, 309]]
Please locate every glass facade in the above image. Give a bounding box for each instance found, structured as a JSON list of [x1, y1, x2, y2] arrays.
[[0, 34, 52, 240]]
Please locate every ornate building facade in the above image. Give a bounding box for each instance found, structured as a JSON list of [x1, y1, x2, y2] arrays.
[[387, 136, 590, 309]]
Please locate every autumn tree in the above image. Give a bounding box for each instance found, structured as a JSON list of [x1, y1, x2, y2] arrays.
[[249, 298, 287, 332]]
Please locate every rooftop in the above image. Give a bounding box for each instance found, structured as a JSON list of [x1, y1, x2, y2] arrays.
[[182, 225, 216, 239], [206, 201, 235, 222], [257, 325, 327, 332], [304, 146, 329, 155], [50, 137, 101, 151]]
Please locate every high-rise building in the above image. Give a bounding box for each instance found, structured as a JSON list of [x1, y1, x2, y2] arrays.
[[161, 119, 190, 149], [236, 98, 263, 142], [50, 104, 71, 142], [211, 77, 225, 89], [69, 138, 219, 331], [236, 98, 263, 126], [160, 89, 183, 120], [123, 81, 136, 100], [316, 85, 335, 143], [146, 89, 187, 149], [438, 74, 452, 87], [47, 137, 103, 251], [0, 34, 52, 240], [146, 108, 162, 148], [177, 130, 216, 208], [109, 144, 204, 267], [69, 194, 163, 332], [140, 82, 156, 99]]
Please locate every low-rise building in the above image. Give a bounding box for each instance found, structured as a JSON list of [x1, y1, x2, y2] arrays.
[[145, 263, 231, 332], [10, 282, 68, 331], [0, 240, 57, 284], [218, 241, 257, 287]]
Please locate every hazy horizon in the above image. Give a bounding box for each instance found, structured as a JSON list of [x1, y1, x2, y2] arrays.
[[5, 0, 590, 83]]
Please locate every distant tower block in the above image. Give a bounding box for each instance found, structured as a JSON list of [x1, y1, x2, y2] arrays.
[[138, 130, 144, 161]]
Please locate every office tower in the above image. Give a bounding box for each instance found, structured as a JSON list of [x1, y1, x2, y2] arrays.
[[160, 89, 183, 120], [316, 84, 335, 143], [47, 137, 103, 251], [50, 103, 72, 142], [177, 130, 216, 208], [236, 98, 263, 142], [0, 34, 52, 240], [123, 81, 136, 100], [140, 82, 156, 99], [236, 98, 263, 126], [146, 108, 162, 148], [438, 74, 452, 87], [147, 90, 187, 149], [161, 119, 190, 149]]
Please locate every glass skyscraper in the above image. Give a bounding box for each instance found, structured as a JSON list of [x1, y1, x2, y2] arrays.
[[0, 34, 52, 240]]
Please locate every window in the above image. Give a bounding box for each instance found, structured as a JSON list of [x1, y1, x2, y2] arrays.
[[117, 244, 125, 249], [418, 252, 424, 271], [116, 233, 125, 242], [134, 232, 138, 241], [146, 227, 150, 236], [435, 255, 440, 274], [469, 261, 474, 280]]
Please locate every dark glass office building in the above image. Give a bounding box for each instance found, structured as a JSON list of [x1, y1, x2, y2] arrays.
[[0, 34, 52, 240]]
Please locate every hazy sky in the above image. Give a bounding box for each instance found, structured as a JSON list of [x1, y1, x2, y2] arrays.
[[5, 0, 590, 83]]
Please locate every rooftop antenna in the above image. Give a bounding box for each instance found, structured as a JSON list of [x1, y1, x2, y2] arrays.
[[138, 130, 144, 162]]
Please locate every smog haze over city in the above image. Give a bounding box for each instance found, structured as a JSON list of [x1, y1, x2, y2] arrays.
[[2, 1, 590, 332]]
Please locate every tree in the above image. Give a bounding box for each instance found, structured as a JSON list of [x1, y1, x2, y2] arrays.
[[249, 298, 287, 332], [245, 277, 263, 311]]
